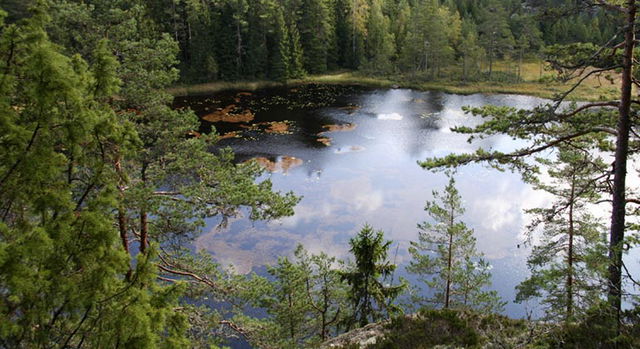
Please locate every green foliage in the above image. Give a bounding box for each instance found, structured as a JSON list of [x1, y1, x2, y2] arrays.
[[0, 4, 187, 346], [371, 309, 479, 349], [477, 0, 515, 78], [360, 0, 395, 74], [246, 245, 350, 347], [516, 147, 608, 322], [341, 225, 407, 328], [79, 0, 612, 84], [298, 0, 332, 74], [536, 302, 640, 349], [399, 0, 461, 76], [408, 174, 504, 313]]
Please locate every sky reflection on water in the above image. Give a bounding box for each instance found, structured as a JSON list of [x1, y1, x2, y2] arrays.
[[188, 88, 605, 318]]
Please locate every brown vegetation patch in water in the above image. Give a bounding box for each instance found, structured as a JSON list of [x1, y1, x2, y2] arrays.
[[317, 137, 332, 146], [249, 156, 303, 173], [202, 104, 255, 123], [239, 121, 294, 134], [318, 123, 357, 135], [218, 131, 241, 140], [264, 121, 292, 134]]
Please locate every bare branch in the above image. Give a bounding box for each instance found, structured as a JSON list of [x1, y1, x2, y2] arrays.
[[219, 320, 278, 349], [554, 66, 621, 105], [557, 102, 619, 119]]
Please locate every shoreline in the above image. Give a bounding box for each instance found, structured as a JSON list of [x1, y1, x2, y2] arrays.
[[168, 71, 617, 101]]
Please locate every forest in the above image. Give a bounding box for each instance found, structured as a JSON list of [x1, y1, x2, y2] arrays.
[[1, 0, 640, 348]]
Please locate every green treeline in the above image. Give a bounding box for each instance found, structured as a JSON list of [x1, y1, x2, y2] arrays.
[[160, 0, 616, 82], [5, 0, 618, 83]]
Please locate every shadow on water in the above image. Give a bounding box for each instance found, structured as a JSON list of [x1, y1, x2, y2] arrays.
[[175, 85, 555, 320]]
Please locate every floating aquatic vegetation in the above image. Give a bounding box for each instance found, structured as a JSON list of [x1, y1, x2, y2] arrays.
[[264, 121, 292, 134], [202, 105, 255, 123], [377, 113, 403, 120], [218, 131, 241, 140], [317, 137, 332, 146], [239, 121, 295, 134], [248, 84, 360, 112], [249, 156, 303, 173], [318, 123, 357, 135]]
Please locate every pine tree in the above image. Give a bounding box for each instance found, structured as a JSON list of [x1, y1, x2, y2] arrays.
[[459, 19, 484, 81], [42, 1, 301, 345], [408, 174, 503, 312], [477, 0, 515, 80], [0, 5, 188, 346], [294, 245, 350, 342], [265, 255, 313, 347], [517, 147, 608, 322]]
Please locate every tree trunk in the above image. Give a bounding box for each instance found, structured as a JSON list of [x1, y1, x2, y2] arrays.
[[567, 175, 575, 321], [114, 154, 132, 279], [140, 209, 148, 254], [445, 205, 454, 309], [139, 164, 149, 254], [608, 0, 636, 331], [236, 19, 242, 76]]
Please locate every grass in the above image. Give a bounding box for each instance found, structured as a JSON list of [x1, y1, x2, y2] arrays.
[[168, 59, 621, 101]]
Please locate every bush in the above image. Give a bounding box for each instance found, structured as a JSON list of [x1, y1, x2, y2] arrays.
[[538, 303, 640, 349], [369, 309, 479, 349]]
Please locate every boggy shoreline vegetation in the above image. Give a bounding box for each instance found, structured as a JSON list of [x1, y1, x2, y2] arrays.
[[2, 0, 640, 348]]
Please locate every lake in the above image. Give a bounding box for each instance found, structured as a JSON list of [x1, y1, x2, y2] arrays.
[[174, 85, 564, 318]]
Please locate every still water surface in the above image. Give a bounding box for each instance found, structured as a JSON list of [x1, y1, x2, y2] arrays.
[[178, 86, 557, 318]]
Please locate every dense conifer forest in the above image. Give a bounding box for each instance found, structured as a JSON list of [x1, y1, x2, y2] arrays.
[[1, 0, 640, 348]]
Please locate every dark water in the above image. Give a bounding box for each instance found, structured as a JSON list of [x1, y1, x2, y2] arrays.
[[175, 86, 572, 318]]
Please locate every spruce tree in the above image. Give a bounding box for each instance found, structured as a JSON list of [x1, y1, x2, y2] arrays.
[[287, 18, 306, 78], [299, 0, 331, 73], [341, 225, 406, 328], [270, 6, 290, 81], [362, 0, 395, 74]]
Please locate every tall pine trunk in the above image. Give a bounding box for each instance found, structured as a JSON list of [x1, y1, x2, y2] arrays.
[[567, 175, 575, 321], [609, 0, 636, 330]]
